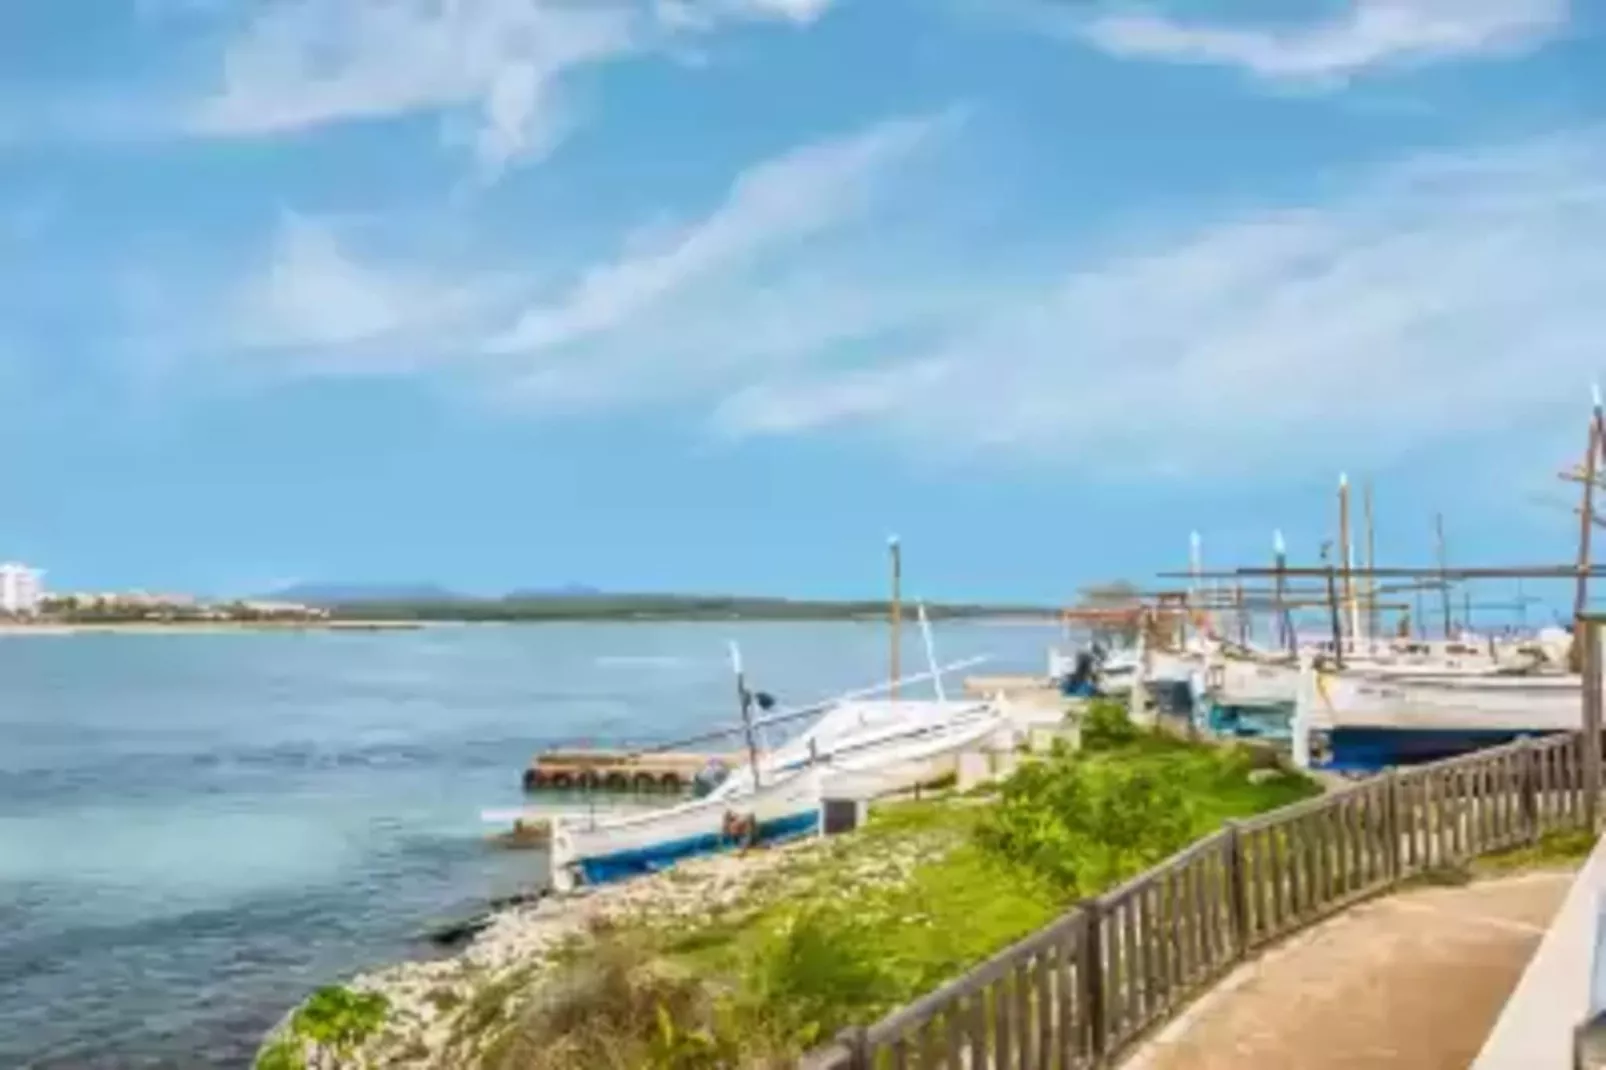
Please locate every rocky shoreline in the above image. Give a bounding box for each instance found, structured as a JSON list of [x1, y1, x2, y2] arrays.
[[255, 822, 958, 1070]]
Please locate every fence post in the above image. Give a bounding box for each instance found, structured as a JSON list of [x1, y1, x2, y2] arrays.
[[1223, 821, 1249, 959], [1517, 736, 1539, 846], [1383, 767, 1403, 885], [839, 1025, 869, 1070], [1080, 898, 1107, 1065]]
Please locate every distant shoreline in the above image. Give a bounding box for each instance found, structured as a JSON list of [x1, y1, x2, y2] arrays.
[[0, 620, 431, 636], [0, 614, 1057, 636]]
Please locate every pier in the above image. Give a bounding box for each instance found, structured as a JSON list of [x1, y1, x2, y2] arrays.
[[521, 748, 742, 793]]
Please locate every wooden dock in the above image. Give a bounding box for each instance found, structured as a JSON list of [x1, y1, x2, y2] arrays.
[[521, 748, 743, 793]]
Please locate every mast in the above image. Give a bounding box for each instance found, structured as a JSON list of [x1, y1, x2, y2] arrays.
[[889, 535, 902, 700], [1189, 531, 1205, 641], [1273, 529, 1293, 654], [1574, 387, 1603, 634], [729, 641, 763, 788], [916, 602, 945, 702], [1434, 513, 1452, 638], [1338, 473, 1359, 651], [1364, 478, 1378, 651], [1322, 541, 1344, 669]]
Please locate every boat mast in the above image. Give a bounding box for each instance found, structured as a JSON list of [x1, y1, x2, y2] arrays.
[[1273, 529, 1294, 655], [1434, 513, 1452, 638], [1364, 478, 1378, 651], [889, 535, 903, 701], [1338, 473, 1360, 652], [917, 602, 945, 701], [1321, 541, 1344, 669], [1189, 531, 1205, 642], [729, 641, 763, 787], [1573, 388, 1603, 652]]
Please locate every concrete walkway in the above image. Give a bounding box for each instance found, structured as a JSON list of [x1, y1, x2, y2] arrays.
[[1122, 871, 1574, 1070]]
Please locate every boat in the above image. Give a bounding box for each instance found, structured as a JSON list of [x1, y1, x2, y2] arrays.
[[704, 697, 1000, 800], [544, 602, 1003, 890], [548, 764, 826, 891], [1291, 657, 1586, 772], [548, 701, 1012, 890]]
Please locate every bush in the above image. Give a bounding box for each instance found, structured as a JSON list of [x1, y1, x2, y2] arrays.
[[1080, 699, 1140, 751], [290, 986, 388, 1058], [976, 748, 1193, 896]]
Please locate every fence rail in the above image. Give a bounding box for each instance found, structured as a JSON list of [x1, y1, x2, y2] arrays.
[[800, 728, 1601, 1070]]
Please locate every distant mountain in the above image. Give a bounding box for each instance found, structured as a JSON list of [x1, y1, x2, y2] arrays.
[[503, 584, 603, 601], [263, 583, 475, 606]]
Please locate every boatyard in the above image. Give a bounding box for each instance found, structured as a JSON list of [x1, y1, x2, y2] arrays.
[[262, 397, 1606, 1070]]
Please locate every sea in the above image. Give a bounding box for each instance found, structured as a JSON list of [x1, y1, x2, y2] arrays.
[[0, 620, 1058, 1068]]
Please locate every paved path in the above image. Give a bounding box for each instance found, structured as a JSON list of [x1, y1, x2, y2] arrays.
[[1122, 871, 1574, 1070]]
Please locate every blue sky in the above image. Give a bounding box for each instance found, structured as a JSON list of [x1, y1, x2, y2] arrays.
[[1, 0, 1603, 605]]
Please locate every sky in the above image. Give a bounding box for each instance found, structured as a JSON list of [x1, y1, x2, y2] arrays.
[[1, 0, 1603, 606]]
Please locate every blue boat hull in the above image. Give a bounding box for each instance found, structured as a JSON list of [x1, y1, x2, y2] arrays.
[[1208, 702, 1293, 741], [575, 808, 821, 887], [1318, 727, 1557, 774]]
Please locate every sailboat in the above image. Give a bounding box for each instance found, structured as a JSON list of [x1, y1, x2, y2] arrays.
[[545, 614, 1001, 891]]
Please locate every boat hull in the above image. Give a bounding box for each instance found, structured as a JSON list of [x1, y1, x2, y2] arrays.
[[550, 766, 822, 892], [573, 807, 821, 887]]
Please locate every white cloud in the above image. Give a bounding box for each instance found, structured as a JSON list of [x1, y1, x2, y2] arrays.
[[489, 114, 942, 356], [1073, 0, 1569, 82], [187, 0, 834, 175], [227, 213, 517, 373], [716, 132, 1606, 479]]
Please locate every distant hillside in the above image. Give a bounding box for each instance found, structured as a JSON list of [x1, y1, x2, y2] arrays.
[[503, 584, 603, 600], [264, 583, 473, 606]]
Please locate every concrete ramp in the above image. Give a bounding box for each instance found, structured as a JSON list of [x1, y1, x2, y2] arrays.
[[1472, 831, 1606, 1069]]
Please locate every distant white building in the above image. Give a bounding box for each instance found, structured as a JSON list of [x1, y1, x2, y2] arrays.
[[0, 563, 43, 615]]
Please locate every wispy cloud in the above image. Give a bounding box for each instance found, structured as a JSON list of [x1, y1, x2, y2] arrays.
[[479, 112, 962, 407], [717, 131, 1606, 479], [224, 213, 521, 375], [186, 0, 834, 176], [1068, 0, 1570, 83], [490, 113, 943, 354]]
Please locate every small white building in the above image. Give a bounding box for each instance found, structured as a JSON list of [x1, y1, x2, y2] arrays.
[[0, 563, 43, 615]]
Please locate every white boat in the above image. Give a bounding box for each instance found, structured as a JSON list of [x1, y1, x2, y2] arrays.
[[548, 764, 826, 891], [707, 697, 997, 799], [548, 704, 1011, 890], [817, 709, 1013, 799]]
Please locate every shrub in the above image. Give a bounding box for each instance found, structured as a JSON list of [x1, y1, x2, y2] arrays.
[[976, 748, 1194, 895], [1080, 699, 1140, 751], [290, 986, 388, 1058]]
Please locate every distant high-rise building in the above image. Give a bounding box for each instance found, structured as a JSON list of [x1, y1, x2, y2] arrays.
[[0, 563, 43, 615]]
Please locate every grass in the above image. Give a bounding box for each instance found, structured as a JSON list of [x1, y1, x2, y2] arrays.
[[461, 704, 1320, 1069]]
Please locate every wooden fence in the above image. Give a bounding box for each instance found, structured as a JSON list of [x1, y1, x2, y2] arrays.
[[798, 729, 1601, 1070]]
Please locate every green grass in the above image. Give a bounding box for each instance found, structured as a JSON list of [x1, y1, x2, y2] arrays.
[[466, 704, 1321, 1068], [1472, 828, 1598, 875]]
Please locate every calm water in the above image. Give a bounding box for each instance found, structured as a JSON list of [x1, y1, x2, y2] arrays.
[[0, 621, 1056, 1068]]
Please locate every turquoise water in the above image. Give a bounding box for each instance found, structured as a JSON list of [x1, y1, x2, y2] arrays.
[[0, 621, 1054, 1068]]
